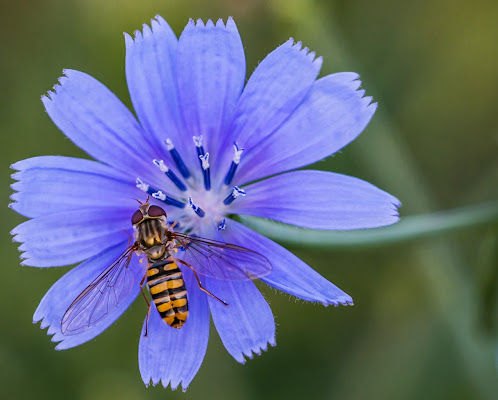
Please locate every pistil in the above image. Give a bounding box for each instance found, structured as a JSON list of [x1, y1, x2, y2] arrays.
[[136, 178, 185, 208], [153, 159, 187, 191], [188, 196, 205, 218], [223, 186, 246, 205], [224, 142, 243, 185], [193, 135, 211, 191], [165, 139, 191, 179]]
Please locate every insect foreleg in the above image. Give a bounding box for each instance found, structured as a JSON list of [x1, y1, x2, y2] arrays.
[[176, 259, 229, 307]]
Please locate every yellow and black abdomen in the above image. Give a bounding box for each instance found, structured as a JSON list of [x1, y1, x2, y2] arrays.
[[146, 257, 188, 329]]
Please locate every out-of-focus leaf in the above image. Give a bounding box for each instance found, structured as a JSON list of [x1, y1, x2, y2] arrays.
[[239, 201, 498, 249]]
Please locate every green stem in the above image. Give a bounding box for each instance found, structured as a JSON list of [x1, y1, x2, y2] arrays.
[[239, 201, 498, 249]]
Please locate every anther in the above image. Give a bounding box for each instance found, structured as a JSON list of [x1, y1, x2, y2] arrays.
[[153, 159, 187, 191], [223, 186, 246, 205], [136, 178, 186, 209], [188, 196, 205, 218], [165, 139, 190, 179], [193, 135, 211, 191], [224, 142, 244, 185], [217, 219, 226, 231], [151, 191, 186, 209]]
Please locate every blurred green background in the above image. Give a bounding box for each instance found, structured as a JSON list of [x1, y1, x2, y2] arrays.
[[1, 0, 497, 399]]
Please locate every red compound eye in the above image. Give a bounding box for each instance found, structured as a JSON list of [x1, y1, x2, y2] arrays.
[[131, 209, 144, 225], [148, 205, 166, 218]]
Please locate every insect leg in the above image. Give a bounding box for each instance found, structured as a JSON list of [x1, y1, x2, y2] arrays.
[[176, 259, 229, 306], [139, 273, 150, 307], [144, 302, 151, 337], [169, 220, 179, 229], [139, 273, 152, 337]]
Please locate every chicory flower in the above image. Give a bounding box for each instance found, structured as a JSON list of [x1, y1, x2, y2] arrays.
[[10, 16, 400, 390]]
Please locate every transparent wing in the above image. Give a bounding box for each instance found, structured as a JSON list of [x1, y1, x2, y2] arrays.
[[172, 233, 272, 281], [61, 246, 137, 335]]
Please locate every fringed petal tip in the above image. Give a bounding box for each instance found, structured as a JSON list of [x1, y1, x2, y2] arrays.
[[31, 313, 68, 351], [150, 327, 270, 392], [142, 377, 190, 392], [282, 38, 323, 70], [181, 16, 237, 31], [235, 338, 277, 365], [125, 15, 175, 46], [40, 69, 82, 103], [323, 294, 354, 307], [333, 72, 378, 111]]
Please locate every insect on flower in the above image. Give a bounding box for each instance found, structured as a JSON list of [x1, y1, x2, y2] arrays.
[[10, 15, 400, 390], [61, 199, 271, 335]]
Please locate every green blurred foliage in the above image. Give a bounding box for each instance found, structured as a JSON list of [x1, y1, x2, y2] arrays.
[[1, 1, 496, 399]]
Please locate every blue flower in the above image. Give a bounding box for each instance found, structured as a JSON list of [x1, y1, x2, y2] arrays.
[[10, 16, 400, 390]]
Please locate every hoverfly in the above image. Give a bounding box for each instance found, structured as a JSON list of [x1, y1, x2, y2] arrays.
[[61, 200, 272, 335]]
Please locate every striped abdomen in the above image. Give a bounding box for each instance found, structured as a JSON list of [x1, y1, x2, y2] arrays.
[[146, 257, 188, 329]]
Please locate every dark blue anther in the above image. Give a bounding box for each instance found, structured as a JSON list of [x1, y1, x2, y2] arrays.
[[217, 219, 226, 231], [151, 191, 186, 209], [224, 142, 243, 186], [166, 170, 187, 191], [188, 197, 205, 218], [194, 136, 211, 191], [165, 139, 190, 179], [224, 162, 237, 185], [153, 160, 187, 191], [136, 179, 186, 209], [223, 186, 246, 205]]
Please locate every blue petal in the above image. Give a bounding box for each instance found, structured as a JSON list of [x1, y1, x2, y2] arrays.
[[231, 170, 400, 230], [42, 69, 164, 184], [139, 268, 209, 391], [176, 18, 245, 165], [196, 214, 275, 363], [235, 73, 377, 184], [204, 274, 275, 363], [125, 17, 193, 172], [10, 156, 140, 218], [12, 208, 133, 267], [33, 242, 144, 350], [221, 219, 353, 305], [223, 40, 321, 168]]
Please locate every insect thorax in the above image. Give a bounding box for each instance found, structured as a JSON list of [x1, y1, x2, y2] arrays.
[[137, 218, 168, 261]]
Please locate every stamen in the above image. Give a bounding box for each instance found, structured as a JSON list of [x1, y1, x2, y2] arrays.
[[217, 219, 226, 231], [136, 178, 186, 209], [193, 135, 211, 191], [224, 142, 244, 185], [165, 139, 190, 179], [223, 186, 246, 205], [151, 190, 186, 209], [153, 159, 187, 191], [188, 196, 205, 218]]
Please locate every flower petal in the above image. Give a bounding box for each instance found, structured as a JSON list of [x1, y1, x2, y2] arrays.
[[225, 40, 322, 160], [205, 277, 275, 364], [33, 242, 144, 350], [236, 73, 377, 183], [221, 219, 353, 305], [10, 156, 139, 218], [12, 208, 133, 267], [176, 18, 245, 163], [125, 16, 192, 171], [42, 69, 163, 183], [231, 170, 400, 230], [139, 267, 209, 391]]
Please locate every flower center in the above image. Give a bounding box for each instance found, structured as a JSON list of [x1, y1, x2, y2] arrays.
[[135, 137, 246, 234]]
